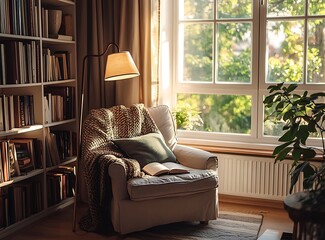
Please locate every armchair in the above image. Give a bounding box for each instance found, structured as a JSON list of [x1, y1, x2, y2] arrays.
[[80, 104, 218, 234]]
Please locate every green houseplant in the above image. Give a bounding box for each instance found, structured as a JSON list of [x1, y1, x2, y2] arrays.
[[264, 83, 325, 205], [173, 103, 203, 130]]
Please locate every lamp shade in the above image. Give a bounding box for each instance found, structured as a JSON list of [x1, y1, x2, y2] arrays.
[[105, 51, 140, 81]]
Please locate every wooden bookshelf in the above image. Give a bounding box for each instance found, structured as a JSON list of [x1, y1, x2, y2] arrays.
[[0, 0, 77, 238]]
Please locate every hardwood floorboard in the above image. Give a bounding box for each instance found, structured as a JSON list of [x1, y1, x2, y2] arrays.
[[3, 199, 293, 240]]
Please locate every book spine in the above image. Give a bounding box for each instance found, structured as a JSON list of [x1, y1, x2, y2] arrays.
[[0, 97, 4, 131], [19, 96, 25, 127]]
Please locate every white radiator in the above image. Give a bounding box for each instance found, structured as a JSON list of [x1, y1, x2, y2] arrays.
[[217, 154, 304, 201]]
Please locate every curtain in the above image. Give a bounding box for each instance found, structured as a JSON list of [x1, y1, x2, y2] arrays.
[[77, 0, 161, 118], [115, 0, 160, 107]]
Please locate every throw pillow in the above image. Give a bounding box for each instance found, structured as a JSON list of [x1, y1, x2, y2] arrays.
[[112, 132, 177, 168]]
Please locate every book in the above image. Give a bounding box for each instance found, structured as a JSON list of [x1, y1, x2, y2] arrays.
[[45, 87, 74, 120], [8, 142, 20, 177], [0, 147, 4, 183], [142, 162, 189, 176], [3, 95, 9, 131], [8, 95, 15, 129], [0, 43, 6, 85], [0, 97, 4, 131], [44, 128, 60, 166], [10, 138, 36, 172], [49, 34, 73, 41], [60, 14, 73, 37], [1, 141, 10, 181]]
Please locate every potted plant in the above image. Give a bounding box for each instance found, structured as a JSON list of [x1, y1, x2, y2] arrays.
[[264, 82, 325, 202], [173, 103, 203, 130], [264, 82, 325, 238]]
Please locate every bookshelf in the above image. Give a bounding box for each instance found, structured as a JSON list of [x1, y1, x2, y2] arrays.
[[0, 0, 77, 237]]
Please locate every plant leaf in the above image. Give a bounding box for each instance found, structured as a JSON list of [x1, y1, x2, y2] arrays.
[[310, 92, 325, 98], [287, 84, 298, 93], [273, 140, 295, 155], [302, 164, 316, 190], [275, 147, 293, 161], [302, 148, 316, 159], [279, 127, 297, 142], [290, 163, 305, 193], [290, 162, 314, 193], [297, 125, 310, 145], [307, 121, 317, 133], [292, 148, 302, 161]]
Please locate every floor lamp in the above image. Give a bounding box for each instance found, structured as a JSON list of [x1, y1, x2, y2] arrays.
[[72, 42, 140, 231]]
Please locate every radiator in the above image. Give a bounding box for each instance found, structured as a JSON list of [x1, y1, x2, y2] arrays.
[[217, 154, 304, 201]]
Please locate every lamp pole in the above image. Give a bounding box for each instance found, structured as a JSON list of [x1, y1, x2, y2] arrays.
[[72, 42, 139, 231]]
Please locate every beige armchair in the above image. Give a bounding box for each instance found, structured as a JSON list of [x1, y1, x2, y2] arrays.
[[80, 104, 218, 234], [110, 105, 219, 234]]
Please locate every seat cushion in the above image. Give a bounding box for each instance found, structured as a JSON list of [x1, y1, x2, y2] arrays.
[[127, 167, 218, 201]]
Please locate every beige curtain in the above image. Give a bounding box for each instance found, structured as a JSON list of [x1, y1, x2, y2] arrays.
[[115, 0, 160, 107], [77, 0, 110, 113], [77, 0, 160, 118]]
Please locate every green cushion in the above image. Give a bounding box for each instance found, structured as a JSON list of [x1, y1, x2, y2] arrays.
[[113, 132, 177, 168]]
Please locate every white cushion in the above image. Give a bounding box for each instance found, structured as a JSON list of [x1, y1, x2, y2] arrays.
[[148, 105, 177, 150]]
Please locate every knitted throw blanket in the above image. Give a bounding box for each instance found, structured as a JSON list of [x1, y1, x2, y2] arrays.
[[79, 104, 158, 232]]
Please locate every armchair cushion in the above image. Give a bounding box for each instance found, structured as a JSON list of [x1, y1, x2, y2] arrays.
[[127, 167, 218, 201], [148, 105, 177, 150], [113, 132, 177, 168]]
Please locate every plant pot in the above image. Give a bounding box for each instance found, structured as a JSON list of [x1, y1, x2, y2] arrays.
[[284, 191, 325, 240]]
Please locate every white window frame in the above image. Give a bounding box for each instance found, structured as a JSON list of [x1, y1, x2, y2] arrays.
[[160, 0, 325, 150]]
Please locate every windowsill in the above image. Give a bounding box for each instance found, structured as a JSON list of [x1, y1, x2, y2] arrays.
[[181, 142, 274, 158], [178, 137, 276, 157], [179, 139, 325, 162]]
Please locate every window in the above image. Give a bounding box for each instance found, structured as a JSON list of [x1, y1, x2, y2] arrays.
[[161, 0, 325, 148], [262, 0, 325, 137]]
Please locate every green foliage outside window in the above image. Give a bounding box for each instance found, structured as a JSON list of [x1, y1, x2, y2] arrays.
[[177, 0, 325, 135], [176, 94, 251, 134]]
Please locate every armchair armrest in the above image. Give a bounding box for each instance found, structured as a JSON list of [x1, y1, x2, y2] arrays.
[[173, 144, 218, 171], [109, 162, 129, 200]]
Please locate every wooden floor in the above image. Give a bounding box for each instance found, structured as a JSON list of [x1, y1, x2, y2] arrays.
[[3, 198, 293, 240]]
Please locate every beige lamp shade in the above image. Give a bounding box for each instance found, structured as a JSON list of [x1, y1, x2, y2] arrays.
[[104, 51, 140, 81]]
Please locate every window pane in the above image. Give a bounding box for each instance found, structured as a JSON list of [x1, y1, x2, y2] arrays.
[[180, 23, 213, 82], [176, 93, 251, 134], [217, 0, 252, 19], [217, 23, 252, 83], [266, 20, 304, 83], [307, 19, 325, 83], [180, 0, 214, 20], [309, 0, 325, 15], [267, 0, 305, 17]]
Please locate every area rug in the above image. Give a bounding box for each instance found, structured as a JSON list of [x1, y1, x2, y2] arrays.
[[124, 211, 263, 240]]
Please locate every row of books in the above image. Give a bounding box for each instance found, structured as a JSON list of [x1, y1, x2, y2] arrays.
[[0, 41, 40, 85], [0, 0, 39, 36], [44, 86, 75, 123], [0, 95, 35, 132], [0, 181, 43, 228], [45, 128, 76, 167], [0, 138, 42, 183], [42, 49, 72, 82], [47, 166, 75, 207]]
